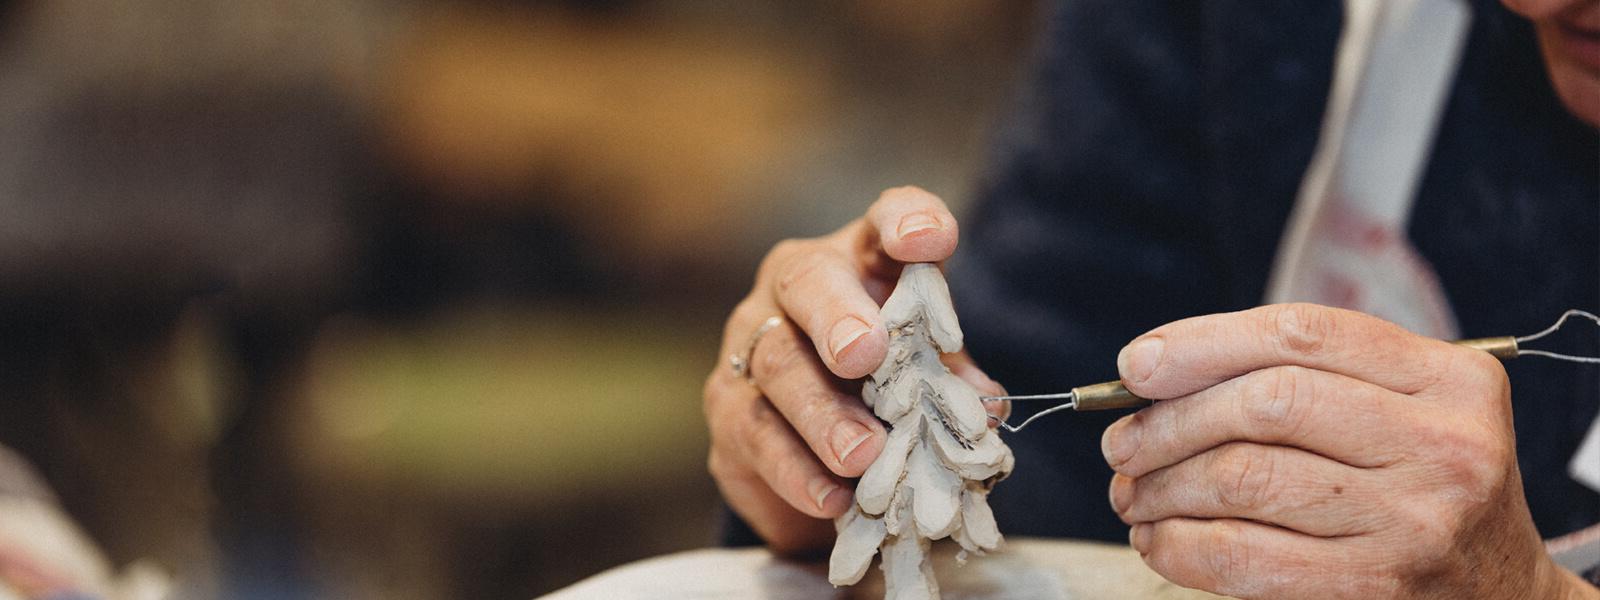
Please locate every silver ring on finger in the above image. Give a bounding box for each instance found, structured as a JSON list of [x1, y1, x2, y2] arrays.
[[729, 315, 785, 382]]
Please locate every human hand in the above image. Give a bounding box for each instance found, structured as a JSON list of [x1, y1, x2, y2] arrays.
[[703, 186, 1007, 554], [1103, 303, 1594, 599]]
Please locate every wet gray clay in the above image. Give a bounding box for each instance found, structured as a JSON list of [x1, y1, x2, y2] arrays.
[[828, 263, 1013, 599]]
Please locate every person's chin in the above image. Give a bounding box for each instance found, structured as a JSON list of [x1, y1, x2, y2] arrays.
[[1538, 22, 1600, 127]]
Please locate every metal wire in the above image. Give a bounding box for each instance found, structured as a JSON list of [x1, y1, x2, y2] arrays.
[[1516, 309, 1600, 343], [981, 392, 1078, 402], [1516, 349, 1600, 365], [986, 392, 1077, 433], [1514, 309, 1600, 364]]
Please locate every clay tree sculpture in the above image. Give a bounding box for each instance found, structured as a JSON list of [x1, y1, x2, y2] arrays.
[[828, 263, 1014, 599]]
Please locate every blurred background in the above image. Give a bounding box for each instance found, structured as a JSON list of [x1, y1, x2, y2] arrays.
[[0, 0, 1041, 598]]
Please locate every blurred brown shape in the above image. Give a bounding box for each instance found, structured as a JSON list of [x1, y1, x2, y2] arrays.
[[0, 0, 1039, 598], [380, 4, 831, 265]]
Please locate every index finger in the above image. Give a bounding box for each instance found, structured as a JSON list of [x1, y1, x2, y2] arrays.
[[859, 186, 960, 277], [1117, 303, 1457, 401], [769, 186, 960, 378]]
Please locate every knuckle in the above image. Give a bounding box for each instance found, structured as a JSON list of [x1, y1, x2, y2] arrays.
[[1441, 437, 1509, 498], [1141, 535, 1182, 580], [1402, 349, 1453, 396], [728, 297, 761, 325], [791, 388, 842, 436], [1390, 505, 1456, 571], [1207, 522, 1253, 590], [703, 376, 750, 457], [708, 419, 762, 485], [774, 246, 832, 297], [759, 239, 815, 288], [1244, 366, 1313, 437], [736, 401, 787, 460], [1211, 443, 1279, 510], [763, 238, 805, 271], [768, 453, 821, 510], [706, 447, 737, 481], [725, 298, 768, 341], [1454, 347, 1510, 401], [1271, 303, 1336, 358], [702, 373, 723, 416], [1408, 420, 1510, 504], [751, 327, 808, 383], [1144, 549, 1176, 580]]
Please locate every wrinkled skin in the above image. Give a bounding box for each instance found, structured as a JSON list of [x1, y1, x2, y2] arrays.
[[704, 186, 1597, 598], [702, 187, 1007, 555], [1104, 304, 1598, 599]]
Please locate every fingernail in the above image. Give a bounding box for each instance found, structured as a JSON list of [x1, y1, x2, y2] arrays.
[[832, 421, 873, 466], [897, 213, 942, 238], [1102, 416, 1141, 467], [828, 316, 872, 363], [1130, 523, 1152, 554], [1117, 338, 1165, 384], [1109, 475, 1134, 514], [809, 478, 841, 511]]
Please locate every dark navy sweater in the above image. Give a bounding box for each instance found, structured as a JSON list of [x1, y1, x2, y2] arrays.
[[951, 0, 1598, 543]]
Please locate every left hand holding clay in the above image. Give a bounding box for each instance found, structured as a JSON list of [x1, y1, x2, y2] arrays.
[[1102, 303, 1595, 599]]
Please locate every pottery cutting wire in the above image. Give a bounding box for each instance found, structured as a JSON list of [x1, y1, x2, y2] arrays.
[[984, 309, 1600, 433]]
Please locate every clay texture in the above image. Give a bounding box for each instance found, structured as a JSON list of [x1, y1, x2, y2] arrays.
[[828, 263, 1013, 599]]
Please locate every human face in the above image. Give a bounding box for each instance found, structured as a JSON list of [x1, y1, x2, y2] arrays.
[[1502, 0, 1600, 125]]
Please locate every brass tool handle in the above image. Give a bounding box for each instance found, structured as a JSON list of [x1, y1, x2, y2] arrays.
[[1070, 380, 1152, 411], [1453, 336, 1519, 360], [1070, 337, 1522, 412]]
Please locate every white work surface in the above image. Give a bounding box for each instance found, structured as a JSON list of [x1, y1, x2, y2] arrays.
[[544, 538, 1228, 599]]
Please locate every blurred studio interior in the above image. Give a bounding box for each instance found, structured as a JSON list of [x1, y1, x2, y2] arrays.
[[0, 0, 1040, 598]]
